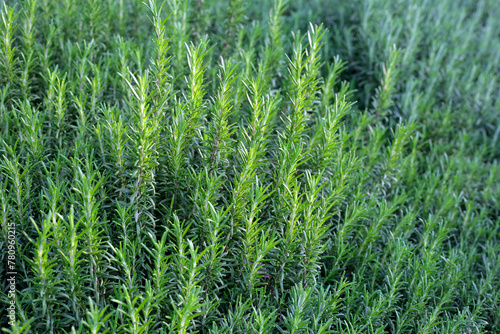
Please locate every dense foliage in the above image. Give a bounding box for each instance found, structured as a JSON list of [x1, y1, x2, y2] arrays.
[[0, 0, 499, 333]]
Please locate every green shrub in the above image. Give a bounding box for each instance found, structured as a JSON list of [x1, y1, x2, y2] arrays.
[[0, 0, 498, 333]]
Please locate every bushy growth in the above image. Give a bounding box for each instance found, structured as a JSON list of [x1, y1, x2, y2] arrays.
[[0, 0, 499, 333]]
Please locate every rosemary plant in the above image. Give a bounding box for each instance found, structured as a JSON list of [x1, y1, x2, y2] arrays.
[[0, 0, 498, 333]]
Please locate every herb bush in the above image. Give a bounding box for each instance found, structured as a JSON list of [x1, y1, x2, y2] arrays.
[[0, 0, 499, 333]]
